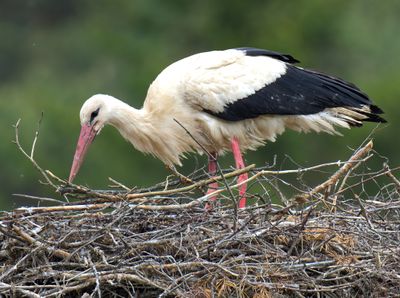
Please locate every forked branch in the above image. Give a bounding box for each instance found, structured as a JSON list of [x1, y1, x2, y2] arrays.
[[13, 119, 58, 189]]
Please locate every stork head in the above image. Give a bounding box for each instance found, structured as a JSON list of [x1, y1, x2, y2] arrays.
[[68, 94, 113, 183]]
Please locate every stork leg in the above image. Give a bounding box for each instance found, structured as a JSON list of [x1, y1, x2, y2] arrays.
[[231, 137, 247, 208], [205, 152, 218, 210]]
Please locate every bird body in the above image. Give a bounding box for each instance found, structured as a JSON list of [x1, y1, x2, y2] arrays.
[[69, 48, 386, 208]]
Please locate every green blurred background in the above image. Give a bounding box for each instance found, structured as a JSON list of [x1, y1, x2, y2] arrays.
[[0, 0, 399, 210]]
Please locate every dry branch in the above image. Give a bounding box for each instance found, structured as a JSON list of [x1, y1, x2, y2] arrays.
[[297, 140, 374, 202], [13, 119, 58, 189]]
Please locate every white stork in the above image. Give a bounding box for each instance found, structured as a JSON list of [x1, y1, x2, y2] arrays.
[[68, 47, 386, 208]]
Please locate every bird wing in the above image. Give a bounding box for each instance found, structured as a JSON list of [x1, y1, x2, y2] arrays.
[[184, 48, 383, 122], [235, 47, 299, 63]]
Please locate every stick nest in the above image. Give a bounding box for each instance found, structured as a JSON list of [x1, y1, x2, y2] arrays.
[[1, 122, 400, 297]]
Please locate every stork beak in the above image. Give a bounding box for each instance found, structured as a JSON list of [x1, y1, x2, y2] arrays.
[[68, 123, 97, 183]]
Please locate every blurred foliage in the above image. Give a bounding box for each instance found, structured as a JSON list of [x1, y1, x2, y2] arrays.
[[0, 0, 399, 210]]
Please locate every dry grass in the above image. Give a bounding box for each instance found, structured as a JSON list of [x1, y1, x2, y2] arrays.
[[0, 121, 399, 297]]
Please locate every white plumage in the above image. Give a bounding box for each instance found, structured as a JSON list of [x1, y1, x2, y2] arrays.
[[69, 48, 385, 208]]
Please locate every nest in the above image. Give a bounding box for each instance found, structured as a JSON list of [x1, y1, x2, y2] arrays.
[[1, 122, 400, 297]]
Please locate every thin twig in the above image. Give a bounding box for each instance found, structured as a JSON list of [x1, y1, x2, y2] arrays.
[[174, 118, 238, 216], [384, 163, 400, 192], [30, 112, 43, 159], [0, 281, 41, 298], [12, 225, 73, 260], [13, 119, 57, 189], [108, 177, 131, 191], [12, 193, 65, 204], [14, 203, 111, 216], [297, 140, 374, 202]]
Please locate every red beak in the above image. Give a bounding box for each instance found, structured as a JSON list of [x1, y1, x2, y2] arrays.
[[68, 124, 97, 183]]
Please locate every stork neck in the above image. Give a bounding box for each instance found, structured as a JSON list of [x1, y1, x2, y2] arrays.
[[105, 96, 196, 166], [108, 102, 150, 135], [107, 101, 162, 154]]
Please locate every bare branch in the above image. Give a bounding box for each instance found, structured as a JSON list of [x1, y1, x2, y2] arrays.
[[297, 140, 374, 202], [30, 112, 43, 159], [13, 119, 58, 189]]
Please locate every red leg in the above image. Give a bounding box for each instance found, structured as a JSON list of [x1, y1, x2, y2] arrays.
[[205, 152, 218, 210], [231, 137, 247, 208]]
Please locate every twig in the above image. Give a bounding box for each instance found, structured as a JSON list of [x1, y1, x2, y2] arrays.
[[330, 152, 370, 212], [54, 272, 173, 297], [108, 177, 131, 191], [174, 118, 238, 214], [0, 281, 41, 298], [287, 206, 315, 256], [12, 193, 65, 204], [334, 165, 400, 195], [13, 203, 111, 216], [46, 170, 68, 185], [12, 225, 73, 260], [384, 163, 400, 192], [167, 165, 194, 184], [297, 140, 374, 202], [30, 112, 43, 159], [355, 194, 374, 229], [0, 247, 40, 281], [13, 119, 57, 189]]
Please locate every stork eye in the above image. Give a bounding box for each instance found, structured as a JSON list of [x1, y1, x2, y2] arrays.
[[90, 108, 100, 124]]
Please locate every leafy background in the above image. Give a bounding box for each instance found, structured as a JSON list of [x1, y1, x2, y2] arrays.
[[0, 0, 399, 210]]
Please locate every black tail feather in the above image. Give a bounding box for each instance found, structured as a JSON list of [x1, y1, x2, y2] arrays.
[[369, 104, 384, 115]]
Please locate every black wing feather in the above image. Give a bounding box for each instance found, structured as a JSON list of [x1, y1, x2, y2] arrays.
[[205, 65, 385, 123], [236, 47, 299, 64]]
